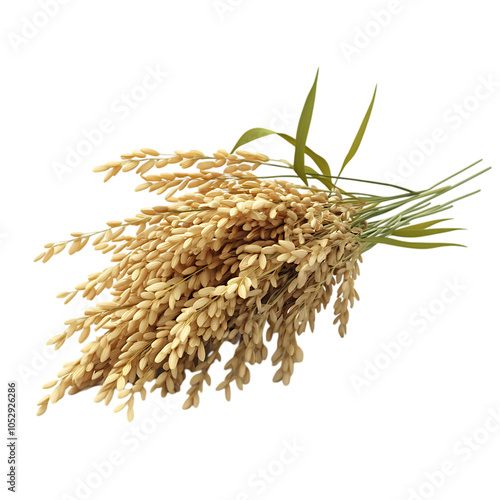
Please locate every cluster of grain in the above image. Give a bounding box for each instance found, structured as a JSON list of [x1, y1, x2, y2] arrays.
[[37, 149, 363, 419]]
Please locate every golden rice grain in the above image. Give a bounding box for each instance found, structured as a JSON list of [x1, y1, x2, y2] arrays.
[[140, 148, 160, 156]]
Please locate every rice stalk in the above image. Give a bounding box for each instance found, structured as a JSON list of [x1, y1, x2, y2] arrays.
[[36, 73, 490, 419]]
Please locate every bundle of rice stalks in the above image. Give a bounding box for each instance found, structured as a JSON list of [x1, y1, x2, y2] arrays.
[[36, 71, 489, 419]]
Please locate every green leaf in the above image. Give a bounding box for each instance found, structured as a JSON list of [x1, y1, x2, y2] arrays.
[[231, 128, 275, 153], [394, 218, 453, 232], [304, 166, 318, 175], [338, 84, 377, 178], [279, 133, 332, 183], [304, 166, 333, 190], [230, 127, 333, 190], [391, 227, 464, 238], [362, 237, 465, 249], [293, 69, 320, 186]]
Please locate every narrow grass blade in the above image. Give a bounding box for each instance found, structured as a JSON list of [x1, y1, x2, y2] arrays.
[[231, 128, 275, 153], [230, 126, 333, 189], [303, 166, 333, 190], [363, 237, 465, 249], [338, 85, 377, 178], [293, 69, 320, 186], [391, 227, 463, 238], [395, 218, 453, 232], [279, 133, 332, 184]]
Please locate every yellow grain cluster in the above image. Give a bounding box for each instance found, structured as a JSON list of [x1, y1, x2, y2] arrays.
[[37, 148, 364, 419]]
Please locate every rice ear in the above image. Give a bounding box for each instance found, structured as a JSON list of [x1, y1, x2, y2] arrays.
[[38, 149, 362, 418]]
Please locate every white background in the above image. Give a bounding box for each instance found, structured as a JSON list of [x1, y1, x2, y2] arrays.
[[1, 1, 500, 499]]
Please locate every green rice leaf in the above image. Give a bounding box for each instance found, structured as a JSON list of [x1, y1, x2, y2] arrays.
[[279, 133, 332, 183], [394, 218, 453, 232], [362, 237, 465, 249], [230, 128, 333, 190], [231, 128, 276, 153], [293, 69, 320, 186], [338, 85, 377, 178], [391, 227, 464, 238], [304, 166, 334, 190]]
